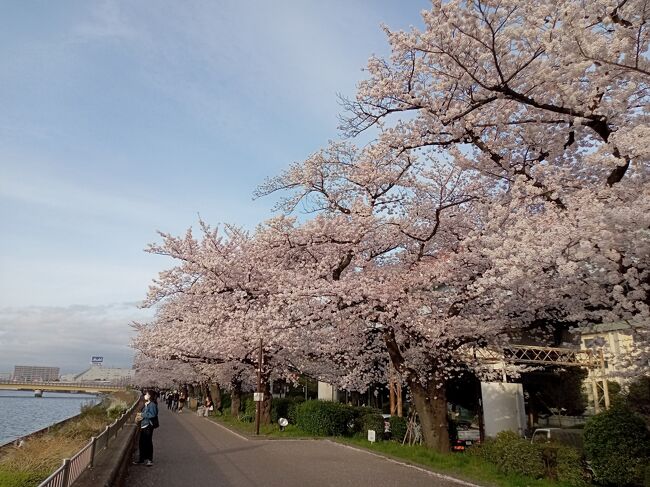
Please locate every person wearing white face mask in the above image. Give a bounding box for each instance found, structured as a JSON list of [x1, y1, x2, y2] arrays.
[[134, 391, 158, 466]]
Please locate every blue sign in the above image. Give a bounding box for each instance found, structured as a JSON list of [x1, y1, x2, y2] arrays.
[[91, 356, 103, 363]]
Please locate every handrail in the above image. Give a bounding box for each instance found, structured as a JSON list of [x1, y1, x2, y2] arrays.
[[36, 396, 141, 487]]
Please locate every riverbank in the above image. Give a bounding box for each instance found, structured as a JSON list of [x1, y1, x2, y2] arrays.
[[0, 391, 100, 447], [0, 390, 136, 487]]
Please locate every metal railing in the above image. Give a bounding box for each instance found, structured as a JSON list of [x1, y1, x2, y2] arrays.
[[37, 397, 141, 487]]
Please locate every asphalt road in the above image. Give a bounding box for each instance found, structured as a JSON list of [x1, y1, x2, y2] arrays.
[[125, 406, 474, 487]]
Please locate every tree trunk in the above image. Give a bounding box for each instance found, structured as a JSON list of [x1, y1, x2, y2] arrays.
[[230, 379, 242, 417], [407, 377, 450, 452], [209, 382, 222, 413]]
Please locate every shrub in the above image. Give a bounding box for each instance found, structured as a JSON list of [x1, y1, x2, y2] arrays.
[[359, 413, 385, 441], [345, 406, 381, 435], [295, 400, 354, 436], [271, 397, 304, 424], [107, 401, 128, 420], [238, 398, 256, 423], [627, 376, 650, 419], [538, 444, 588, 487], [584, 404, 650, 486], [389, 416, 407, 443], [286, 401, 301, 425], [470, 430, 545, 478]]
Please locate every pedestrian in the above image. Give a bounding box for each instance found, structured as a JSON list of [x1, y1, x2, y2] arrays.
[[178, 390, 186, 413], [166, 392, 173, 410], [134, 390, 158, 467], [204, 396, 213, 417], [172, 390, 179, 411]]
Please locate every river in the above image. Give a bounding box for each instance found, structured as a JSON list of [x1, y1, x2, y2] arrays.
[[0, 390, 100, 446]]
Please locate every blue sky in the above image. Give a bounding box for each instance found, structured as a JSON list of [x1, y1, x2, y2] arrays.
[[0, 1, 430, 373]]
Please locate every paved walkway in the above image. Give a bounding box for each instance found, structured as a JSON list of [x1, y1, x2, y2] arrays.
[[125, 406, 473, 487]]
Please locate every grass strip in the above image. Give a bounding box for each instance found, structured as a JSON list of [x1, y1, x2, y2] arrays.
[[206, 412, 309, 438]]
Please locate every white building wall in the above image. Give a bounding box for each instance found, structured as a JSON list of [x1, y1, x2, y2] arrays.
[[481, 382, 527, 437], [317, 381, 338, 401]]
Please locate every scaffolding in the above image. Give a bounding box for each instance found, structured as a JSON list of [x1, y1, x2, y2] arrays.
[[466, 344, 610, 413], [386, 344, 610, 419]]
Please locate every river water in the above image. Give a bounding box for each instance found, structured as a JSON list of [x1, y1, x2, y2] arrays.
[[0, 390, 99, 446]]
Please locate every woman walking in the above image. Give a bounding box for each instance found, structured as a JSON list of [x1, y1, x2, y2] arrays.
[[134, 391, 158, 466]]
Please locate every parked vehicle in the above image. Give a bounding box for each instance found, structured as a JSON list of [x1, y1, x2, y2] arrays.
[[530, 428, 584, 451], [451, 420, 481, 452]]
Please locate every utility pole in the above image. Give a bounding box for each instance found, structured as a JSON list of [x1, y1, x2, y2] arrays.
[[255, 338, 263, 435]]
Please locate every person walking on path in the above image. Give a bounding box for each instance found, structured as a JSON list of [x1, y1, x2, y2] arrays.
[[178, 390, 186, 413], [171, 391, 179, 411], [134, 391, 158, 467]]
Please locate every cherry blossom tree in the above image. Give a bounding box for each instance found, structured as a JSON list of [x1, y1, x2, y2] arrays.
[[257, 0, 649, 450], [132, 223, 321, 424], [133, 0, 648, 453]]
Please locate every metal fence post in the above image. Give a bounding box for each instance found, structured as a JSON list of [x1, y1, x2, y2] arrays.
[[89, 437, 97, 468], [105, 425, 111, 447], [61, 458, 70, 487]]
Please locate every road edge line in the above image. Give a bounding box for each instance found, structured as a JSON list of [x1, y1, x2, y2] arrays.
[[327, 440, 482, 487], [203, 417, 251, 442]]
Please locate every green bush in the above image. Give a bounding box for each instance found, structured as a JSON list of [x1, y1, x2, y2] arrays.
[[295, 400, 354, 436], [469, 430, 545, 478], [539, 444, 588, 487], [107, 401, 127, 420], [271, 397, 304, 424], [360, 413, 385, 441], [584, 404, 650, 486], [627, 376, 650, 419], [238, 398, 256, 423], [389, 416, 407, 442]]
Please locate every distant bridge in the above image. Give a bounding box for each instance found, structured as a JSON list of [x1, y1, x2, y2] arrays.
[[0, 380, 126, 394]]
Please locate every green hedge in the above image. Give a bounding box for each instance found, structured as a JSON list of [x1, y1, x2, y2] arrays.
[[469, 430, 587, 486], [360, 413, 385, 441], [389, 416, 407, 442], [479, 431, 545, 478], [271, 397, 304, 424], [584, 404, 650, 486], [539, 444, 588, 487], [295, 400, 355, 436]]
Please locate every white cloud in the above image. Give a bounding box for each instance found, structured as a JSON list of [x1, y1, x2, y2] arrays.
[[0, 303, 153, 374], [0, 167, 181, 227]]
